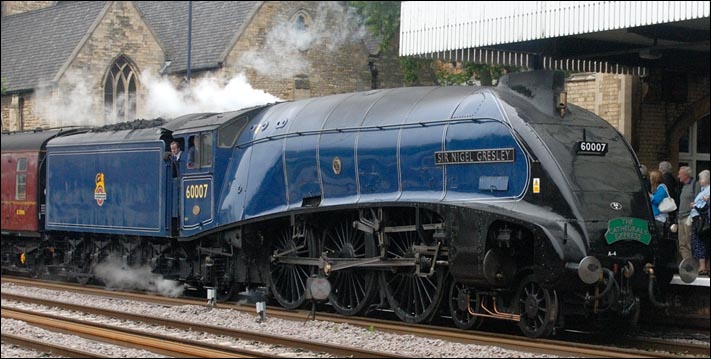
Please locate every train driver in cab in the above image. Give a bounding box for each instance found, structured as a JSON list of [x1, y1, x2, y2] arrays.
[[170, 141, 182, 161], [169, 140, 182, 177]]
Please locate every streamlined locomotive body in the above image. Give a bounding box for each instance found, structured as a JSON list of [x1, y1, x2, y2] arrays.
[[1, 71, 694, 337]]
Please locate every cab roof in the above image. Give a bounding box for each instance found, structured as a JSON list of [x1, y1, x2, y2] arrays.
[[47, 106, 269, 146]]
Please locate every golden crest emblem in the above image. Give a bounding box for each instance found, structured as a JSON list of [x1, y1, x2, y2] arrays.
[[94, 172, 107, 206]]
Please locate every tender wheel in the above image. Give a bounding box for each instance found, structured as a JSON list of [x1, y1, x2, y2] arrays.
[[26, 261, 45, 279], [25, 249, 47, 279], [322, 219, 377, 316], [269, 226, 316, 309], [75, 263, 93, 285], [380, 215, 446, 324], [516, 275, 559, 338], [449, 280, 484, 330]]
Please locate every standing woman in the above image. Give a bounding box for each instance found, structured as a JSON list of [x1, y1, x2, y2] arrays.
[[649, 170, 670, 235], [690, 170, 710, 276]]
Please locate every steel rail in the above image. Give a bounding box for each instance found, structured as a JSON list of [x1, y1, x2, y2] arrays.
[[1, 333, 108, 358], [1, 292, 403, 358], [2, 307, 265, 358], [3, 276, 708, 358]]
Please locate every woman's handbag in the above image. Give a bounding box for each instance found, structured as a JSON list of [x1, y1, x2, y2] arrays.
[[694, 205, 710, 235], [658, 184, 677, 213]]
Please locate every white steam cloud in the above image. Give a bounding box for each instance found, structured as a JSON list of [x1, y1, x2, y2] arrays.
[[140, 72, 280, 119], [239, 2, 366, 79], [34, 69, 100, 128], [30, 2, 366, 128], [94, 256, 185, 298], [32, 70, 281, 127]]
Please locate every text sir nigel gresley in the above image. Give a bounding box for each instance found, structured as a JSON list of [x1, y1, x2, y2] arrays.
[[435, 148, 515, 165]]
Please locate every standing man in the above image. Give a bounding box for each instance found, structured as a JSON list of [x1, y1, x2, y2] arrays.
[[677, 166, 699, 262], [170, 141, 183, 162]]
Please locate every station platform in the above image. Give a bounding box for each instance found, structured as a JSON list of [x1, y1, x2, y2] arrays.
[[641, 274, 710, 330], [670, 274, 710, 286]]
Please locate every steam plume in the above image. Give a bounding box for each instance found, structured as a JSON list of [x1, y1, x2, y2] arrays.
[[238, 2, 366, 79], [93, 256, 184, 298]]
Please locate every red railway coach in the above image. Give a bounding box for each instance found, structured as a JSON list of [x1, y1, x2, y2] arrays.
[[1, 129, 84, 272], [1, 130, 59, 235]]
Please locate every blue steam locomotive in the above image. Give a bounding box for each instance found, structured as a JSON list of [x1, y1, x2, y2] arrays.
[[1, 71, 697, 337]]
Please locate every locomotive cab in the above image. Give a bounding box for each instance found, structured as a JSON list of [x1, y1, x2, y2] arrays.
[[170, 106, 265, 238], [178, 131, 215, 233]]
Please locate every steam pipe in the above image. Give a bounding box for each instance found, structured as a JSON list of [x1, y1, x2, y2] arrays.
[[645, 264, 670, 308], [585, 268, 616, 302]]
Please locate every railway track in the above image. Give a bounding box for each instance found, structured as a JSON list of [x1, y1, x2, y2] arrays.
[[3, 276, 709, 358], [1, 332, 109, 358], [1, 283, 403, 358], [2, 307, 269, 357]]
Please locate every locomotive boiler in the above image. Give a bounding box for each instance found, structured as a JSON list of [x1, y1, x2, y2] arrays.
[[1, 71, 697, 337]]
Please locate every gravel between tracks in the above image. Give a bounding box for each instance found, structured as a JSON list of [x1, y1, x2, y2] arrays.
[[2, 318, 166, 358], [1, 282, 559, 358]]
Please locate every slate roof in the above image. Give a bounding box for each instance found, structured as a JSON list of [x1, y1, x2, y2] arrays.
[[1, 1, 109, 93], [134, 1, 260, 74]]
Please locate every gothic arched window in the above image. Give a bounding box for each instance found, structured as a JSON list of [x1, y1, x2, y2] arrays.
[[295, 14, 308, 32], [104, 55, 138, 122], [290, 10, 312, 52]]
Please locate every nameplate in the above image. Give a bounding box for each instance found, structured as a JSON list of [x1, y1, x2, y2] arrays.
[[435, 148, 514, 165]]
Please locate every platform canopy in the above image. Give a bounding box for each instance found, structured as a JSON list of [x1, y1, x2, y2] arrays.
[[400, 1, 710, 75]]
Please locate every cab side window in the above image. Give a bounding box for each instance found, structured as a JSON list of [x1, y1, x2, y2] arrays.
[[218, 116, 249, 148], [187, 133, 212, 169], [187, 135, 199, 169], [201, 133, 212, 167]]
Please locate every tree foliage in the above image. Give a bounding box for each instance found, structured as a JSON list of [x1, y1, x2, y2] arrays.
[[349, 1, 517, 86], [399, 57, 432, 84], [349, 1, 401, 53], [436, 62, 519, 86]]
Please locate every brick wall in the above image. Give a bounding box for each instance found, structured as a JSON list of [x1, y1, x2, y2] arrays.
[[636, 73, 708, 169], [1, 93, 43, 131], [636, 102, 673, 168], [371, 31, 408, 89], [1, 96, 11, 131], [566, 72, 626, 130], [566, 73, 597, 112], [223, 1, 385, 100], [565, 71, 709, 171]]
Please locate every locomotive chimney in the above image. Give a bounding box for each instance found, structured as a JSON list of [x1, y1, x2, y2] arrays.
[[498, 70, 566, 118]]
